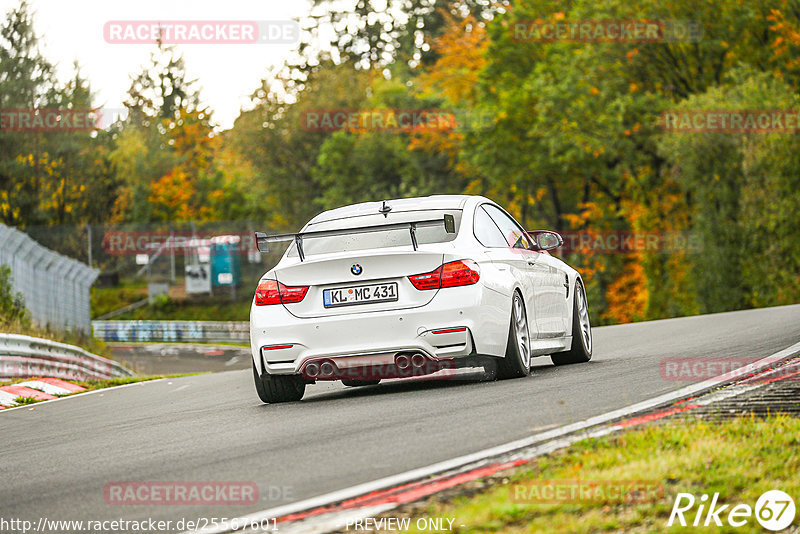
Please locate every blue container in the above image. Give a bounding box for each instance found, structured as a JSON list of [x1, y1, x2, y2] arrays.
[[210, 239, 241, 287]]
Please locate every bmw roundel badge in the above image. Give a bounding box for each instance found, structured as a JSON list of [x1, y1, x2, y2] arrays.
[[351, 264, 363, 276]]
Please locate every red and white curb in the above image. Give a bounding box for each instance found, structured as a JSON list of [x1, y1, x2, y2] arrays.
[[191, 340, 800, 534], [0, 377, 86, 408]]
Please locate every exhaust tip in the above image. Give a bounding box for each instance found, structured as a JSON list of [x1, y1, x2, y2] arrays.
[[411, 353, 427, 368], [395, 354, 411, 370], [320, 360, 336, 376], [305, 362, 319, 378]]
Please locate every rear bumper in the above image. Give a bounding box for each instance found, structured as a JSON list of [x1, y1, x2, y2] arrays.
[[250, 285, 500, 376]]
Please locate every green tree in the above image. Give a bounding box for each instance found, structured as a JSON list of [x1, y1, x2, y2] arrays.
[[229, 60, 373, 228], [658, 68, 800, 312], [124, 39, 200, 126], [305, 0, 505, 70], [0, 0, 56, 225], [0, 265, 29, 326]]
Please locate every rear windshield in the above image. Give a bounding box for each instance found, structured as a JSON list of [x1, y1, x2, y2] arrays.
[[286, 210, 462, 258]]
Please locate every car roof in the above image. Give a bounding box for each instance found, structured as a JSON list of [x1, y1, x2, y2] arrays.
[[308, 195, 480, 225]]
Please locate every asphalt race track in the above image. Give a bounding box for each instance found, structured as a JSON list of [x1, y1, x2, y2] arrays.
[[1, 304, 799, 529], [110, 344, 251, 375]]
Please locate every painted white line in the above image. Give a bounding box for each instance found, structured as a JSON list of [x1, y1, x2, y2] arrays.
[[190, 340, 800, 534], [276, 504, 398, 534], [274, 426, 620, 534]]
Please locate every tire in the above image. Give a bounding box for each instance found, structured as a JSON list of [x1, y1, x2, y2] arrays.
[[497, 291, 532, 379], [342, 379, 381, 387], [551, 279, 592, 365], [252, 361, 306, 403]]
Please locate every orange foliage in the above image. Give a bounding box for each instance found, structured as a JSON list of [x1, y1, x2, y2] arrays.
[[144, 107, 225, 222], [410, 11, 489, 170], [768, 7, 800, 71], [149, 168, 202, 221], [603, 258, 648, 323], [163, 108, 218, 175], [418, 12, 488, 105]]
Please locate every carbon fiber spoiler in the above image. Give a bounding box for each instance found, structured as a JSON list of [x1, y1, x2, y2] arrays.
[[255, 214, 456, 261]]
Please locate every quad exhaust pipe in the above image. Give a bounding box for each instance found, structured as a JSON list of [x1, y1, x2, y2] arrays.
[[394, 352, 429, 371], [305, 362, 320, 378], [304, 359, 337, 378], [305, 353, 432, 380], [395, 354, 411, 370], [319, 360, 336, 377]]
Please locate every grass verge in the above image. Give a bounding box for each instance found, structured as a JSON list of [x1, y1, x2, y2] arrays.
[[91, 284, 148, 318], [402, 416, 800, 533], [107, 295, 251, 321]]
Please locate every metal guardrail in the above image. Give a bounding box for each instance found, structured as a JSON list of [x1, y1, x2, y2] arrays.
[[0, 333, 136, 380], [92, 321, 250, 343]]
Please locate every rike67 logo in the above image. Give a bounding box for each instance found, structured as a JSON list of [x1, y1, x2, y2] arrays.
[[668, 490, 796, 531]]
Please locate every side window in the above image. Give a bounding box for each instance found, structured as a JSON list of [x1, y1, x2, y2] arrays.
[[473, 206, 508, 248], [483, 204, 533, 249]]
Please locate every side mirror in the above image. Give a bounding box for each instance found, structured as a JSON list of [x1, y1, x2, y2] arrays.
[[529, 230, 563, 251]]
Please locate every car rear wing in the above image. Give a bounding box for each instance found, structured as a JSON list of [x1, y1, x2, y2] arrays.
[[255, 214, 456, 261]]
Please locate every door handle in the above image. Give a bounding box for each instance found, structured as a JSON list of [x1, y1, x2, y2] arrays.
[[527, 261, 536, 266]]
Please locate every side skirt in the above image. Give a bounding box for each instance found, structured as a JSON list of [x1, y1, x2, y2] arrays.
[[530, 336, 572, 357]]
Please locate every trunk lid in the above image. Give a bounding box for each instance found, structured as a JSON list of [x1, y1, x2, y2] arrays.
[[274, 249, 443, 318]]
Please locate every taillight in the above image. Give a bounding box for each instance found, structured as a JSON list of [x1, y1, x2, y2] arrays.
[[279, 284, 309, 303], [255, 279, 309, 305], [441, 259, 481, 287], [408, 269, 441, 290], [408, 260, 480, 290]]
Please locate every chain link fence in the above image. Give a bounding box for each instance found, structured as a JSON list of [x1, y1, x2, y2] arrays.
[[0, 223, 98, 332], [24, 220, 284, 287], [19, 221, 287, 326]]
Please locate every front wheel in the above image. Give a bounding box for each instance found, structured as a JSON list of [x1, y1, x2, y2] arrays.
[[253, 361, 306, 403], [551, 279, 592, 365], [497, 291, 532, 379]]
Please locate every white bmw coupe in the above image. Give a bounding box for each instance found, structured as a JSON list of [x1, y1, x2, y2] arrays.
[[250, 195, 592, 403]]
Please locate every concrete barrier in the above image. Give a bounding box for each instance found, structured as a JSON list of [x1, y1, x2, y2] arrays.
[[91, 320, 250, 344]]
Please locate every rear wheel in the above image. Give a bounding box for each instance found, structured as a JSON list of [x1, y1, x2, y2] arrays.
[[551, 279, 592, 365], [497, 292, 531, 379], [252, 361, 306, 403], [342, 379, 381, 387]]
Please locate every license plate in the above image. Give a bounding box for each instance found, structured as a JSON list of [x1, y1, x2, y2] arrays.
[[323, 282, 398, 308]]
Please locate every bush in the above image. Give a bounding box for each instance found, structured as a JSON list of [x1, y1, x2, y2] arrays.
[[0, 265, 30, 327]]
